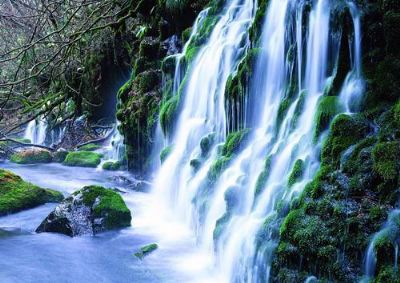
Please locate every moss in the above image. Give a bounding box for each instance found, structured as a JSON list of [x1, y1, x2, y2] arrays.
[[160, 145, 173, 163], [134, 243, 158, 259], [254, 156, 273, 198], [0, 169, 63, 216], [208, 156, 232, 183], [160, 95, 179, 134], [221, 129, 250, 157], [10, 149, 52, 164], [63, 151, 103, 168], [75, 185, 131, 229], [53, 150, 69, 163], [288, 159, 305, 187], [78, 143, 101, 151], [374, 265, 400, 283], [314, 96, 343, 140], [102, 161, 122, 171], [321, 114, 369, 167], [213, 212, 231, 242], [372, 141, 400, 181]]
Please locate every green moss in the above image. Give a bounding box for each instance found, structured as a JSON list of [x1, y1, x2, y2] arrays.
[[63, 151, 103, 168], [222, 129, 250, 157], [288, 159, 305, 187], [0, 169, 63, 216], [321, 114, 369, 167], [208, 156, 232, 183], [314, 96, 343, 140], [75, 185, 131, 229], [134, 243, 158, 259], [102, 161, 122, 171], [53, 150, 69, 163], [160, 145, 173, 163], [372, 141, 400, 181], [78, 143, 101, 151], [160, 95, 179, 134], [254, 156, 273, 198], [374, 265, 400, 283], [10, 149, 52, 164]]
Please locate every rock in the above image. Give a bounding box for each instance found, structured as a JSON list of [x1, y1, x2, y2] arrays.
[[0, 169, 63, 216], [78, 143, 101, 151], [10, 149, 52, 164], [53, 149, 69, 163], [63, 151, 103, 167], [134, 243, 158, 259], [36, 185, 132, 237], [102, 161, 122, 171]]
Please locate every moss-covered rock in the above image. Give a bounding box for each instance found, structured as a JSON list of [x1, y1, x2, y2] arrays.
[[288, 159, 305, 187], [372, 141, 400, 181], [36, 185, 131, 236], [160, 145, 173, 163], [0, 169, 63, 216], [134, 243, 158, 259], [63, 151, 103, 168], [53, 150, 69, 163], [10, 149, 52, 164], [78, 143, 101, 151], [102, 161, 122, 171]]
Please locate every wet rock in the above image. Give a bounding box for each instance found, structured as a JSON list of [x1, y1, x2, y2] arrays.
[[36, 185, 131, 237], [10, 149, 52, 164], [0, 169, 63, 216]]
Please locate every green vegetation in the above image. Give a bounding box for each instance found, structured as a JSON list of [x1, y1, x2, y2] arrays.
[[0, 169, 63, 216], [78, 143, 101, 151], [314, 96, 343, 140], [372, 141, 400, 181], [102, 161, 122, 171], [74, 185, 131, 229], [134, 243, 158, 259], [63, 151, 103, 168], [160, 145, 173, 163], [10, 149, 52, 164], [288, 159, 304, 187]]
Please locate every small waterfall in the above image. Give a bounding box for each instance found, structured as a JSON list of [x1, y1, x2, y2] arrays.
[[339, 1, 365, 113], [363, 209, 400, 281], [24, 118, 48, 145], [107, 122, 125, 161]]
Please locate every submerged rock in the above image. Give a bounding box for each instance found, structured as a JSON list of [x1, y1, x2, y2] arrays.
[[36, 185, 131, 237], [10, 149, 52, 164], [134, 243, 158, 259], [102, 161, 122, 171], [0, 169, 63, 216]]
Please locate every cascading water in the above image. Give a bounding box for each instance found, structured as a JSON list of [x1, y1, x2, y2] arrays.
[[24, 118, 48, 145], [105, 122, 125, 161], [363, 209, 400, 282], [152, 0, 365, 282], [153, 0, 256, 225], [339, 1, 365, 113]]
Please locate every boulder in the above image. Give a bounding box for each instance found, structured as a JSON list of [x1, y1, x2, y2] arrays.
[[0, 169, 63, 216], [10, 149, 52, 164], [63, 151, 102, 167], [36, 185, 131, 237]]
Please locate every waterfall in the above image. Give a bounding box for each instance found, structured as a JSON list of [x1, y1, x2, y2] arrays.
[[107, 122, 125, 161], [339, 1, 365, 113], [363, 209, 400, 281], [24, 118, 48, 145], [151, 0, 365, 282]]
